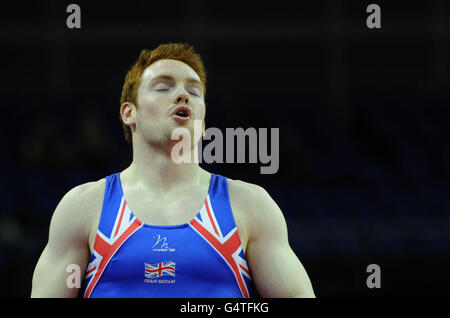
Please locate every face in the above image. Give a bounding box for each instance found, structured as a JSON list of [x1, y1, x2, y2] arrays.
[[122, 59, 206, 148]]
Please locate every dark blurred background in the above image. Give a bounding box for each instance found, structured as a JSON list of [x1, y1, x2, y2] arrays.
[[0, 0, 449, 297]]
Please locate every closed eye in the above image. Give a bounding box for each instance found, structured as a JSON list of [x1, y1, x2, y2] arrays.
[[154, 86, 172, 93], [187, 87, 202, 97], [153, 82, 171, 91]]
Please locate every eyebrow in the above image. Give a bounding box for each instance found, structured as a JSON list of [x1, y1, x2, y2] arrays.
[[149, 74, 203, 87]]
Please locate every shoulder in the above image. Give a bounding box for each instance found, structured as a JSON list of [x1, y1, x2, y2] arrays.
[[60, 178, 106, 209], [49, 178, 106, 243], [227, 178, 271, 207], [227, 177, 288, 242], [55, 178, 106, 223], [227, 177, 280, 214]]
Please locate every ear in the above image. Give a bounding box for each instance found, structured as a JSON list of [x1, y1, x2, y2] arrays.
[[120, 102, 136, 127]]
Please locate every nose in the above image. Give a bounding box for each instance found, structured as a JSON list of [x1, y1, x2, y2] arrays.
[[175, 91, 190, 105]]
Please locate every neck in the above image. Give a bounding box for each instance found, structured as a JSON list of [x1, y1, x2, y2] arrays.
[[122, 134, 206, 192]]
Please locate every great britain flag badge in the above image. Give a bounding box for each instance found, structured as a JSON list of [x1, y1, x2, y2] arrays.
[[144, 261, 176, 278]]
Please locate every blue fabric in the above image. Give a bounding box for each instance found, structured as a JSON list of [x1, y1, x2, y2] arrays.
[[80, 172, 257, 298]]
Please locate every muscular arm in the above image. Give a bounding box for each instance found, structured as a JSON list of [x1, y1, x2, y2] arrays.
[[230, 181, 315, 298], [31, 183, 99, 298]]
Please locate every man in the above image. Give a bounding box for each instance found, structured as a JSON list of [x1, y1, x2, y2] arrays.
[[31, 43, 315, 298]]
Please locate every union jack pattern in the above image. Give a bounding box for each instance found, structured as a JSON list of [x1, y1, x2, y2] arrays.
[[145, 261, 176, 278], [189, 195, 252, 298], [83, 197, 142, 298]]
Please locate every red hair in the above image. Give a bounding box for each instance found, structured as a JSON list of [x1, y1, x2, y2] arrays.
[[120, 43, 207, 143]]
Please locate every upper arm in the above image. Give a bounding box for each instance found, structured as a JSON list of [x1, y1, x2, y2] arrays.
[[31, 182, 100, 298], [230, 181, 315, 298]]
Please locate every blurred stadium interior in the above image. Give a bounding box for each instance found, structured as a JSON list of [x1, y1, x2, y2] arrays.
[[0, 0, 449, 297]]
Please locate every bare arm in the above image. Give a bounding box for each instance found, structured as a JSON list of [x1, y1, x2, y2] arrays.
[[230, 181, 315, 298], [31, 183, 99, 298]]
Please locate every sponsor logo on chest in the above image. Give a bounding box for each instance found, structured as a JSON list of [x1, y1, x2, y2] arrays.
[[152, 235, 176, 252]]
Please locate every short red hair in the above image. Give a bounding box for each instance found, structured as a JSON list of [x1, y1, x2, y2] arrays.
[[120, 42, 207, 143]]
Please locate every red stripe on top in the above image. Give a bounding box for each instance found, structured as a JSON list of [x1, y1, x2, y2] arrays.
[[114, 200, 127, 237], [239, 264, 250, 276], [204, 199, 220, 236], [85, 266, 96, 276], [189, 219, 249, 298], [84, 218, 142, 298]]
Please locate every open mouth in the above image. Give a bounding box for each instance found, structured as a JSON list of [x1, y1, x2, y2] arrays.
[[175, 110, 189, 117], [170, 106, 192, 120]]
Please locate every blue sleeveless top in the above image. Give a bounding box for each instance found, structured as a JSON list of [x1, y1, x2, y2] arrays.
[[80, 173, 256, 298]]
